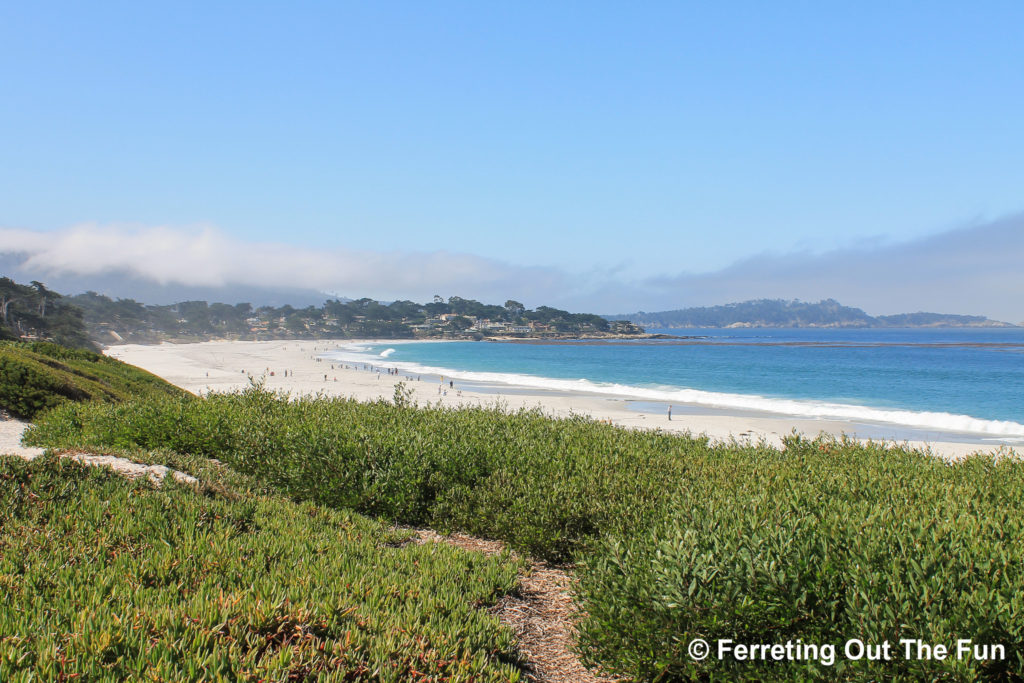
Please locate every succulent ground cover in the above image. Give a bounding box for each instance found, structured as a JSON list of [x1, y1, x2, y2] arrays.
[[0, 454, 524, 682]]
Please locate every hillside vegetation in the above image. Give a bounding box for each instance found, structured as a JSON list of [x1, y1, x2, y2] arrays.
[[0, 453, 523, 682], [24, 386, 1024, 681], [0, 341, 186, 419]]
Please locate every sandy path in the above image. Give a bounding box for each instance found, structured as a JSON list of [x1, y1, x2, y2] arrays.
[[0, 416, 45, 459], [1, 417, 198, 486]]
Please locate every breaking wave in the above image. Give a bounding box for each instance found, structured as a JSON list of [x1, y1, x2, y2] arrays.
[[322, 347, 1024, 439]]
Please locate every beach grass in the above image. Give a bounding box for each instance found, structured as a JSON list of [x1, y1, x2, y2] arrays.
[[22, 383, 1024, 680]]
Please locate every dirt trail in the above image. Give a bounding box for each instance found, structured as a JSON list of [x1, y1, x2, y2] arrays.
[[415, 530, 617, 683]]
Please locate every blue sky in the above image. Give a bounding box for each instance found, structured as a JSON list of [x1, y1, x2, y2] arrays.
[[2, 2, 1023, 318]]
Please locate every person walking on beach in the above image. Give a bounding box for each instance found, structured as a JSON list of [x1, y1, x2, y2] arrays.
[[667, 405, 672, 421]]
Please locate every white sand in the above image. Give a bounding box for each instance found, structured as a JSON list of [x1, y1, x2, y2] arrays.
[[105, 339, 1016, 462], [0, 417, 45, 459], [1, 417, 198, 486]]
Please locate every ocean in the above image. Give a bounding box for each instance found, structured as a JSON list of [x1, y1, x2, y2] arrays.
[[324, 328, 1024, 444]]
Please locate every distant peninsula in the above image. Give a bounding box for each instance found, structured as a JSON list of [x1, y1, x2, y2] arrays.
[[606, 299, 1016, 329]]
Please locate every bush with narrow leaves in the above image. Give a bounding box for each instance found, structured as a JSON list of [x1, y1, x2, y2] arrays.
[[575, 435, 1024, 681]]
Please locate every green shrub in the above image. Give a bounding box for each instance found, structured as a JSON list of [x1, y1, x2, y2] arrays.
[[26, 383, 700, 561], [575, 435, 1024, 681]]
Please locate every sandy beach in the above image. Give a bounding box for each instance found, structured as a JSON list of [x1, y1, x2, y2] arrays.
[[104, 339, 1016, 462]]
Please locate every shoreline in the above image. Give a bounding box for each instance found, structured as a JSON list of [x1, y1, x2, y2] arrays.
[[103, 338, 1019, 462]]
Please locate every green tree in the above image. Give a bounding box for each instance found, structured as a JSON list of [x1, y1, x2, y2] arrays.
[[448, 316, 474, 331], [504, 300, 525, 320]]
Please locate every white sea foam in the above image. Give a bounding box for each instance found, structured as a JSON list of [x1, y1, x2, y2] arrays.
[[379, 348, 396, 358], [322, 348, 1024, 439]]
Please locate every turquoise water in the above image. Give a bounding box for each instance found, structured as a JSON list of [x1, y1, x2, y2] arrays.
[[325, 328, 1024, 441]]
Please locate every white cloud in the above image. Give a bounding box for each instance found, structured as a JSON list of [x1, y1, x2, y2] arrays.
[[0, 223, 570, 304]]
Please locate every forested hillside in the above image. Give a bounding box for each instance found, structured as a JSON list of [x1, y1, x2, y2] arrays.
[[70, 291, 639, 342]]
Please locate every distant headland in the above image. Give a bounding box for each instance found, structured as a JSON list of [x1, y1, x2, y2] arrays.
[[607, 298, 1017, 329]]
